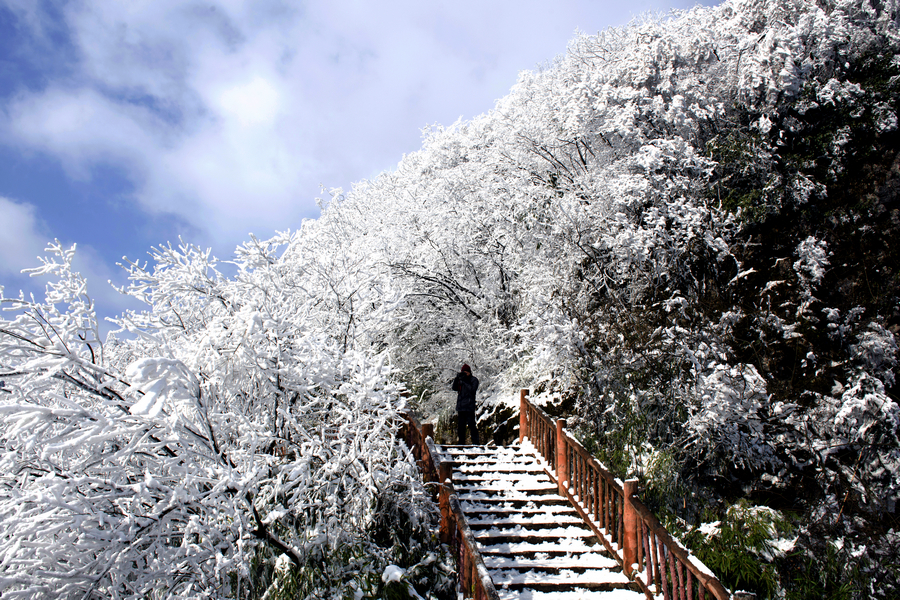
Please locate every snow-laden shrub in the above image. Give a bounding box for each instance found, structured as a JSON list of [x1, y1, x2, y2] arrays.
[[851, 322, 898, 385], [793, 236, 829, 317], [683, 500, 793, 598], [807, 372, 900, 509], [793, 236, 830, 286], [0, 241, 441, 599], [783, 523, 900, 600], [683, 362, 779, 473]]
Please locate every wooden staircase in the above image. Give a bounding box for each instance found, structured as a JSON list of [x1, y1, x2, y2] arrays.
[[443, 443, 644, 600], [401, 389, 736, 600]]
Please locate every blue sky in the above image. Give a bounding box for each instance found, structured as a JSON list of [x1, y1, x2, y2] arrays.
[[0, 0, 719, 323]]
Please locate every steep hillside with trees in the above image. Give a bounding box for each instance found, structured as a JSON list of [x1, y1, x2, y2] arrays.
[[1, 0, 898, 598], [325, 0, 900, 595]]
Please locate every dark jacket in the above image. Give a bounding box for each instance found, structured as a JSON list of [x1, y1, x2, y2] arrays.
[[452, 372, 479, 412]]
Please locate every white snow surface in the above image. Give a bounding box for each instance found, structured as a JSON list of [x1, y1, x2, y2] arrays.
[[482, 539, 600, 554], [476, 525, 597, 539], [484, 553, 618, 570], [497, 590, 645, 600], [382, 564, 405, 583], [442, 442, 638, 598], [492, 568, 629, 586], [469, 514, 583, 526]]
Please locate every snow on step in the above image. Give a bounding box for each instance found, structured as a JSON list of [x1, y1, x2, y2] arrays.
[[475, 525, 597, 541], [453, 471, 550, 485], [484, 553, 619, 570], [457, 463, 546, 474], [492, 568, 630, 587], [457, 482, 557, 494], [497, 589, 646, 600], [468, 514, 584, 527], [462, 498, 572, 511], [454, 472, 554, 485], [481, 539, 600, 555], [458, 490, 561, 503], [439, 442, 640, 598], [461, 501, 577, 515]]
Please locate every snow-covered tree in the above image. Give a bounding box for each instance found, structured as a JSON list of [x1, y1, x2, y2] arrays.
[[0, 240, 443, 599]]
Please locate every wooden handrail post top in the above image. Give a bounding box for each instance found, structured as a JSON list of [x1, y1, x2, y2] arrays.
[[438, 461, 454, 484]]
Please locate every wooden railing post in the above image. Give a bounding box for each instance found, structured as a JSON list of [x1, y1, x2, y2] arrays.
[[519, 389, 529, 443], [439, 462, 454, 545], [623, 479, 638, 577], [556, 419, 568, 496], [423, 422, 434, 441]]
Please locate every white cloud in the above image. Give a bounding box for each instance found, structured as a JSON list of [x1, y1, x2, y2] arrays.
[[0, 196, 48, 277], [2, 0, 718, 254], [217, 76, 281, 128], [0, 197, 140, 322], [6, 87, 160, 181]]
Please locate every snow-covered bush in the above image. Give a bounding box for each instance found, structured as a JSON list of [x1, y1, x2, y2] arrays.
[[683, 500, 792, 598], [0, 241, 440, 599], [683, 362, 779, 473]]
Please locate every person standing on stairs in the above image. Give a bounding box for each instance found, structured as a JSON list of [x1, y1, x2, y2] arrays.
[[452, 364, 480, 445]]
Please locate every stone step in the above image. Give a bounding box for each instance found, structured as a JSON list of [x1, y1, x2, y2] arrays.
[[455, 462, 547, 472], [457, 490, 561, 503], [458, 471, 549, 480], [480, 540, 604, 555], [460, 497, 573, 509], [444, 456, 542, 467], [455, 482, 558, 495], [440, 446, 536, 459], [455, 474, 550, 482], [475, 529, 599, 546], [463, 508, 579, 520]]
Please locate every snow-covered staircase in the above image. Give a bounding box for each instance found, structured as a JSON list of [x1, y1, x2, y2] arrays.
[[441, 443, 646, 600], [401, 398, 732, 600]]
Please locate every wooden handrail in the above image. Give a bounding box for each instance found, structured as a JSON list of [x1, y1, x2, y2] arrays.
[[519, 389, 556, 469], [518, 389, 733, 600], [630, 496, 731, 600], [401, 412, 439, 483], [446, 492, 500, 600], [401, 413, 500, 600]]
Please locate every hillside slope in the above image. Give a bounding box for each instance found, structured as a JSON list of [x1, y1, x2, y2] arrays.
[[315, 0, 899, 596]]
